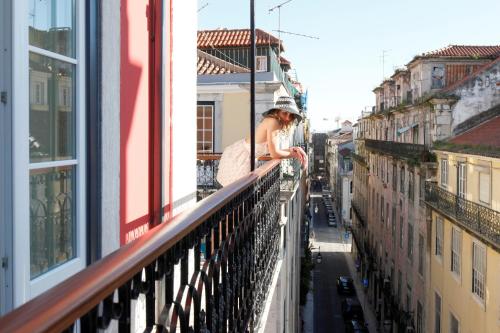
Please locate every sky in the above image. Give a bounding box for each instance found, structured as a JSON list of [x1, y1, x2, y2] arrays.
[[198, 0, 500, 132]]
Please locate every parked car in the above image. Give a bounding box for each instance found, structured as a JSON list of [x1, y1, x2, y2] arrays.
[[336, 276, 354, 295], [344, 319, 369, 333], [341, 298, 364, 322]]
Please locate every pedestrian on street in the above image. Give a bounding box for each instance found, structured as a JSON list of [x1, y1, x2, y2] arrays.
[[217, 96, 308, 186]]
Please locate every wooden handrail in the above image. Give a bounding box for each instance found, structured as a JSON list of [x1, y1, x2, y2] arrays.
[[0, 160, 280, 333], [197, 154, 273, 161]]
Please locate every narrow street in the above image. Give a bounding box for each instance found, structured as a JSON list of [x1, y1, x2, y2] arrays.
[[309, 192, 376, 333]]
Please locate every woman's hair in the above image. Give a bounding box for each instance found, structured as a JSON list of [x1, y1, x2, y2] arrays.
[[263, 108, 296, 131]]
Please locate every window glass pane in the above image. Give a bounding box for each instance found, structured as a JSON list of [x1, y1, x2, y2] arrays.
[[204, 118, 212, 128], [29, 0, 75, 57], [479, 172, 490, 203], [30, 166, 76, 278], [30, 52, 75, 162]]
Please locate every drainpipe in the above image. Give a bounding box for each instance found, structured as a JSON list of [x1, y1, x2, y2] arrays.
[[250, 0, 256, 171]]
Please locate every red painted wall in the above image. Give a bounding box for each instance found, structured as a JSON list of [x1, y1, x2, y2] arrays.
[[120, 0, 170, 244]]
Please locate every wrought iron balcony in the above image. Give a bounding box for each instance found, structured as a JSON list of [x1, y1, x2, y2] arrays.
[[280, 158, 302, 192], [425, 182, 500, 248], [197, 154, 301, 198], [351, 200, 366, 227], [364, 139, 431, 162], [197, 154, 222, 200], [0, 161, 282, 333]]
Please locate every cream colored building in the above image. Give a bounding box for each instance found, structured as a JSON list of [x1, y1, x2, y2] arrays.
[[425, 116, 500, 333]]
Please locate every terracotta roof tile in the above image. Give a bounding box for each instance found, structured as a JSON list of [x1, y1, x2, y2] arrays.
[[198, 29, 283, 51], [450, 116, 500, 148], [197, 50, 249, 75], [421, 45, 500, 58]]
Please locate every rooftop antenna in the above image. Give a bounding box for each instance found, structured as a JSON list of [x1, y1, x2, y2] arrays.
[[273, 29, 319, 40], [380, 49, 390, 80], [198, 2, 209, 13], [269, 0, 294, 60]]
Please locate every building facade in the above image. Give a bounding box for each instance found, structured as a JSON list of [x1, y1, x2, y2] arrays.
[[325, 121, 354, 225], [426, 116, 500, 333], [351, 45, 500, 332]]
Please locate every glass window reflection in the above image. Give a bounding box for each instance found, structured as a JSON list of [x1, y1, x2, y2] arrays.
[[29, 0, 75, 57], [30, 166, 76, 278], [30, 52, 75, 162]]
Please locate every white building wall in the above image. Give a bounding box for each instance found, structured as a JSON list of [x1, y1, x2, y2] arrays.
[[451, 61, 500, 129], [172, 0, 198, 215], [101, 0, 121, 256], [262, 178, 303, 333]]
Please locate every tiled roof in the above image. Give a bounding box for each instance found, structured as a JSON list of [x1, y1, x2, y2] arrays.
[[197, 50, 249, 75], [450, 116, 500, 149], [198, 29, 284, 51], [421, 45, 500, 58]]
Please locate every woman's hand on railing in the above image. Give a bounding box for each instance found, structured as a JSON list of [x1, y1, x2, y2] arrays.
[[290, 146, 308, 170]]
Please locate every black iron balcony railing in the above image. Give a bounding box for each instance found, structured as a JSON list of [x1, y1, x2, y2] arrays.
[[197, 154, 223, 200], [364, 139, 431, 162], [425, 182, 500, 248], [351, 200, 366, 227], [197, 155, 301, 198], [0, 161, 281, 333], [280, 158, 301, 192]]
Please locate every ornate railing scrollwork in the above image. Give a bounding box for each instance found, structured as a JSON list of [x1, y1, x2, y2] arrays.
[[425, 181, 500, 249], [0, 161, 282, 333], [364, 139, 429, 162]]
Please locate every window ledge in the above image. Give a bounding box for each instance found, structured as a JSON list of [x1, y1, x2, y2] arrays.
[[451, 271, 461, 285], [471, 293, 486, 311]]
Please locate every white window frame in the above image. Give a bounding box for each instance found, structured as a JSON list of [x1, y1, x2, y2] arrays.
[[451, 227, 461, 279], [457, 162, 466, 199], [472, 241, 486, 303], [196, 104, 214, 153], [256, 55, 267, 72], [478, 171, 491, 205], [440, 159, 448, 188], [450, 312, 460, 333], [12, 0, 86, 304], [435, 216, 443, 261]]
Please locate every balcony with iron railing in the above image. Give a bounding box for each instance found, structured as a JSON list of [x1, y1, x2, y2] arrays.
[[197, 154, 302, 200], [364, 139, 433, 163], [0, 161, 283, 333], [351, 200, 366, 227], [425, 181, 500, 249]]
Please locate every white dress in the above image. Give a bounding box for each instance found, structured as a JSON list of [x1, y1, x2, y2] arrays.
[[216, 139, 269, 187]]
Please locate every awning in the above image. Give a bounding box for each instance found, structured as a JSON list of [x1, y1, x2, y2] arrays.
[[397, 123, 418, 135]]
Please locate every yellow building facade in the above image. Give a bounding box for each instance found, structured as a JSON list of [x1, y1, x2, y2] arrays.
[[426, 149, 500, 333]]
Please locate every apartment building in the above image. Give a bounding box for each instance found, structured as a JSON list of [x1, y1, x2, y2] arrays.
[[325, 121, 354, 225], [426, 116, 500, 333], [351, 45, 500, 332]]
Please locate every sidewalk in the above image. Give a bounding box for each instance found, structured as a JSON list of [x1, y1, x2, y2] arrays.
[[344, 251, 378, 333]]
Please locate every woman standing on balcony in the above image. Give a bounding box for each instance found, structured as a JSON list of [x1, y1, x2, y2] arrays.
[[217, 96, 308, 187]]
